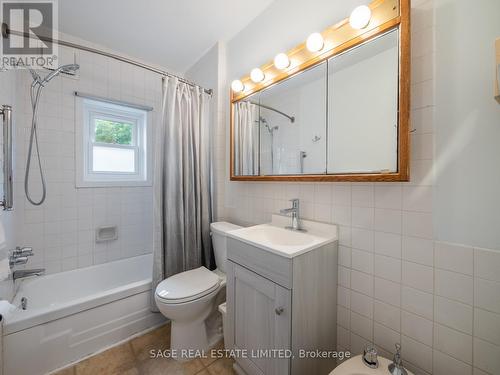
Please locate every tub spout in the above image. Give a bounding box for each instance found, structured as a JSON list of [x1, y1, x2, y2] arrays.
[[13, 268, 45, 281]]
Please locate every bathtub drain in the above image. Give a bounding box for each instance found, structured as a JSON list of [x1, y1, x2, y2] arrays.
[[21, 297, 27, 310]]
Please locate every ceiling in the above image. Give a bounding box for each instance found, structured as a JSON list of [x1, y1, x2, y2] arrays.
[[58, 0, 275, 74]]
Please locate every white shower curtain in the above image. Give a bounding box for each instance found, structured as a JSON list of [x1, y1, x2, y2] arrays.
[[234, 101, 259, 175], [152, 77, 212, 309]]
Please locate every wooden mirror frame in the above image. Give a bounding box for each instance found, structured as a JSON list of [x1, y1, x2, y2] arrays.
[[230, 0, 410, 182]]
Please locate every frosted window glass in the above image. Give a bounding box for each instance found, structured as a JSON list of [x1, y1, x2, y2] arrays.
[[92, 146, 135, 173]]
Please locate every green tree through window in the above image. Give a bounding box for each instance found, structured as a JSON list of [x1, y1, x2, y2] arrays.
[[94, 119, 133, 145]]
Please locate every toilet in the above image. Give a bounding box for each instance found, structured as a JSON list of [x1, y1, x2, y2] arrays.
[[154, 221, 241, 357]]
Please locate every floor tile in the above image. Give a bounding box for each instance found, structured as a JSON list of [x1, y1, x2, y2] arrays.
[[139, 357, 205, 375], [52, 366, 75, 375], [131, 323, 171, 362], [206, 357, 236, 375], [75, 343, 136, 375]]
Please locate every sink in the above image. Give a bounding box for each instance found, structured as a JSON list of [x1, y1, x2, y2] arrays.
[[226, 214, 337, 258], [330, 355, 414, 375]]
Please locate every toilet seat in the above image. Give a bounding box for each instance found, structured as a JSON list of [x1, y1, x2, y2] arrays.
[[155, 266, 221, 304]]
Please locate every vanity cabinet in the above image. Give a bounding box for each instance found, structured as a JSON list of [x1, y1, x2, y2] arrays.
[[228, 263, 291, 375], [225, 223, 338, 375]]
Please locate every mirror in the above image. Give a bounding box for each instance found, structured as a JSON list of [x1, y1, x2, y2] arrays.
[[327, 29, 399, 174], [233, 63, 327, 176], [231, 0, 410, 182]]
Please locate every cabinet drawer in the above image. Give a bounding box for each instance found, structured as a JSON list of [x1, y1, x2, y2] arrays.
[[227, 238, 292, 289]]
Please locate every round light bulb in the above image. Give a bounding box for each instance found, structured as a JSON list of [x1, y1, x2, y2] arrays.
[[231, 79, 244, 93], [250, 68, 265, 83], [274, 53, 290, 70], [349, 5, 372, 29], [306, 32, 324, 52]]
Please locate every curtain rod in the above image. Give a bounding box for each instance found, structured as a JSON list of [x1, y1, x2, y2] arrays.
[[1, 23, 213, 96], [249, 101, 295, 123]]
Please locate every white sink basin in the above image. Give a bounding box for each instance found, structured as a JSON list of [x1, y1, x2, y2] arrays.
[[330, 355, 414, 375], [226, 214, 337, 258]]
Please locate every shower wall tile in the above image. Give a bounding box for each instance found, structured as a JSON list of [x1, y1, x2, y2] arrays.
[[10, 35, 161, 274], [0, 69, 18, 300]]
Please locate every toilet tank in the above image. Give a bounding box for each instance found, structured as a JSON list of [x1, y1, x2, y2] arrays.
[[210, 222, 242, 273]]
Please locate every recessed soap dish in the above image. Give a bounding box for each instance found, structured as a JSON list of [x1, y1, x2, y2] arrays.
[[96, 226, 118, 242]]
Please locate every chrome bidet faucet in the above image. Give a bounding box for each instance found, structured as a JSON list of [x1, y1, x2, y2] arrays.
[[280, 198, 305, 232], [388, 343, 408, 375], [362, 345, 379, 369]]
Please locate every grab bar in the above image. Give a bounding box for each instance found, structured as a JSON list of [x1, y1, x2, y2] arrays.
[[0, 104, 13, 210]]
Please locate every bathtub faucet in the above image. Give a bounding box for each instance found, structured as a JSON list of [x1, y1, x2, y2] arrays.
[[9, 246, 34, 268], [12, 268, 45, 281]]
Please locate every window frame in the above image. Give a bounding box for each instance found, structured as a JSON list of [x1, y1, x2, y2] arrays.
[[76, 98, 152, 187]]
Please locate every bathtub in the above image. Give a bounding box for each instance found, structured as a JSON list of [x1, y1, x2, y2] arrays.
[[1, 254, 166, 375]]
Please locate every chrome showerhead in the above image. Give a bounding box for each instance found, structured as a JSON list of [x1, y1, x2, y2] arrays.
[[27, 67, 42, 85], [41, 63, 79, 84]]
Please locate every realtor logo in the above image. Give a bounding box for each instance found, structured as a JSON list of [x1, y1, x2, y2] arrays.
[[1, 0, 58, 69]]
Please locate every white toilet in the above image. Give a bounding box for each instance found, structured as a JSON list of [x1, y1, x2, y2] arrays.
[[154, 221, 241, 356]]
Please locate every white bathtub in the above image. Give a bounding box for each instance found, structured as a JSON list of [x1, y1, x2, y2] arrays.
[[2, 254, 166, 375]]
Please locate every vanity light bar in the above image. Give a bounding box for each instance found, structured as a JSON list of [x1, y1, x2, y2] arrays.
[[231, 0, 400, 99]]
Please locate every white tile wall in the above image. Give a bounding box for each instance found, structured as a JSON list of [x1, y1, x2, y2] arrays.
[[6, 35, 161, 276], [216, 1, 500, 374], [0, 69, 17, 299]]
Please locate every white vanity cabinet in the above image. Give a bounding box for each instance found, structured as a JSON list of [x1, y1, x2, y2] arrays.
[[227, 262, 292, 375], [225, 216, 338, 375]]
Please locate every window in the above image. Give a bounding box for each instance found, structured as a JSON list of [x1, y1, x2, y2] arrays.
[[76, 98, 151, 187]]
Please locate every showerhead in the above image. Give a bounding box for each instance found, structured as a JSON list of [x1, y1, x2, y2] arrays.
[[41, 63, 80, 84], [27, 67, 42, 85]]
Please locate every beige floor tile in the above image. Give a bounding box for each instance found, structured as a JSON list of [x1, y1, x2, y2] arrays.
[[75, 342, 136, 375], [200, 340, 224, 367], [206, 358, 236, 375], [52, 366, 75, 375], [131, 323, 171, 362], [139, 357, 205, 375], [121, 367, 141, 375]]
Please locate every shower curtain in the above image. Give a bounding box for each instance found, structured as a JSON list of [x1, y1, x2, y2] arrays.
[[152, 77, 213, 309], [234, 101, 259, 175]]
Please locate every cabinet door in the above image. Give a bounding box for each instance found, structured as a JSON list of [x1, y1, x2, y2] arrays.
[[227, 261, 291, 375]]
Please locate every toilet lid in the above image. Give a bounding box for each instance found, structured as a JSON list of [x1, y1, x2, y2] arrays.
[[155, 267, 221, 304]]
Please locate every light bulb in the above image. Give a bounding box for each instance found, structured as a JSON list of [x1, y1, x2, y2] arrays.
[[250, 68, 265, 83], [274, 53, 290, 70], [231, 80, 244, 93], [349, 5, 372, 29], [306, 32, 324, 52]]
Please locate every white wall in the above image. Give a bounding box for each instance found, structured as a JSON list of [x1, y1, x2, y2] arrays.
[[185, 0, 500, 374], [434, 0, 500, 250]]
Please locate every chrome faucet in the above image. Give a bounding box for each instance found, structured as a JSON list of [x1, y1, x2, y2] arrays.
[[9, 246, 44, 281], [362, 344, 379, 369], [9, 247, 33, 267], [280, 199, 305, 231], [13, 268, 45, 281], [388, 343, 408, 375]]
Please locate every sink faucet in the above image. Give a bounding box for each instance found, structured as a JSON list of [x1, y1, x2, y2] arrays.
[[388, 343, 408, 375], [13, 268, 45, 281], [280, 199, 305, 232]]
